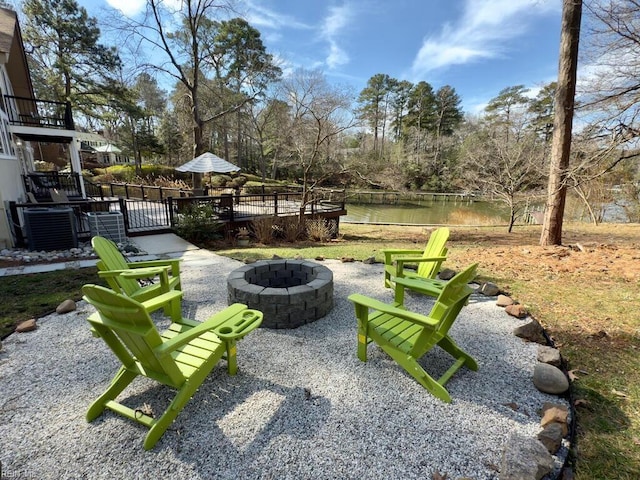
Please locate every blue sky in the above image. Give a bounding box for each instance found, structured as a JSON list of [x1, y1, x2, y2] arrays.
[[81, 0, 563, 114]]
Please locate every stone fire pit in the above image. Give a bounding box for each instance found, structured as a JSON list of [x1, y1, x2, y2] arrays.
[[227, 259, 333, 329]]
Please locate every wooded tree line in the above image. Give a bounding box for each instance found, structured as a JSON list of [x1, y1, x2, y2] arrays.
[[20, 0, 640, 228]]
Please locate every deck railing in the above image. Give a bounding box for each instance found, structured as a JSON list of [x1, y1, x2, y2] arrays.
[[4, 95, 74, 130]]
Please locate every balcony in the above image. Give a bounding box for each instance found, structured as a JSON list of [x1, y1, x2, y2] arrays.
[[3, 95, 74, 130]]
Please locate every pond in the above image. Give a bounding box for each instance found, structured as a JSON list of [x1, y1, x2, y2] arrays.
[[342, 199, 630, 225], [343, 200, 511, 225]]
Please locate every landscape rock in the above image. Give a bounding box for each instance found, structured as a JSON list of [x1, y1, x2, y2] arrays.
[[438, 268, 456, 280], [514, 320, 546, 344], [16, 319, 37, 333], [314, 256, 325, 261], [505, 303, 528, 318], [496, 294, 515, 307], [537, 345, 562, 367], [500, 432, 553, 480], [537, 422, 564, 453], [340, 257, 355, 263], [363, 256, 376, 265], [480, 282, 500, 296], [271, 254, 282, 260], [533, 363, 569, 395], [56, 299, 76, 314], [540, 404, 569, 435]]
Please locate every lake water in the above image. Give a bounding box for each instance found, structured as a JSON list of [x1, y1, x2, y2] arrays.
[[343, 201, 511, 225]]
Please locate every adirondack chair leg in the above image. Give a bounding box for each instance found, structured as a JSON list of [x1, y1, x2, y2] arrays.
[[380, 345, 453, 403], [354, 305, 370, 362], [163, 297, 182, 322], [143, 383, 198, 450], [225, 341, 238, 375], [437, 335, 479, 372], [87, 367, 137, 422], [393, 282, 406, 305], [384, 270, 392, 289]]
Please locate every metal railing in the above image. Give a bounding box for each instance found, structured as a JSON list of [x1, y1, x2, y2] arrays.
[[23, 172, 84, 201], [167, 190, 346, 228], [4, 95, 74, 130]]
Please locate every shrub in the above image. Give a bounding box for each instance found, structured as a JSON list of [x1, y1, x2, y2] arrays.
[[306, 218, 332, 242], [278, 216, 306, 242], [250, 217, 276, 244], [174, 204, 223, 244]]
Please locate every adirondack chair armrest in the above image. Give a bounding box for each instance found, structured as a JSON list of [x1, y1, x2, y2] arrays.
[[155, 304, 260, 356], [393, 276, 446, 295], [127, 259, 181, 277], [348, 293, 438, 327], [140, 290, 183, 313], [382, 249, 424, 264], [100, 265, 172, 289], [394, 255, 447, 266]]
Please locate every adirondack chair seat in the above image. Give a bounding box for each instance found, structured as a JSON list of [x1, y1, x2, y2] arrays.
[[383, 227, 449, 289], [92, 236, 182, 320], [350, 263, 478, 403], [82, 284, 263, 450]]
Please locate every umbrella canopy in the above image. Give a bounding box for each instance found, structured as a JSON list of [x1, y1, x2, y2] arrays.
[[175, 152, 240, 174]]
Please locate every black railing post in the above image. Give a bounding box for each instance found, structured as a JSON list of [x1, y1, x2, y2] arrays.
[[118, 198, 130, 235], [273, 193, 278, 216], [64, 102, 74, 129], [167, 197, 175, 227]]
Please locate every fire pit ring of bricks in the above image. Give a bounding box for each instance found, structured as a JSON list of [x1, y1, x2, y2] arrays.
[[227, 259, 334, 329]]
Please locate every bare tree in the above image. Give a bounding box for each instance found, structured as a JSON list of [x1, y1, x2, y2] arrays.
[[540, 0, 582, 246], [278, 69, 355, 209], [459, 123, 546, 232]]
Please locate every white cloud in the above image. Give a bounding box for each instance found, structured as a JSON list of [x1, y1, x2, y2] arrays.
[[244, 1, 311, 30], [411, 0, 559, 77], [106, 0, 146, 17], [320, 3, 354, 69]]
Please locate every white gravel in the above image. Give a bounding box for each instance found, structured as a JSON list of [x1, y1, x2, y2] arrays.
[[0, 249, 567, 479]]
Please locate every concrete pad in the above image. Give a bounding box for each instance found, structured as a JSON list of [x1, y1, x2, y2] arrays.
[[132, 233, 199, 255]]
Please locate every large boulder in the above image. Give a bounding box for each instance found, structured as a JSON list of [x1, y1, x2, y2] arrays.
[[500, 432, 554, 480], [533, 363, 569, 395]]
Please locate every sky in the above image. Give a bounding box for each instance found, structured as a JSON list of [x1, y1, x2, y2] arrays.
[[78, 0, 564, 115]]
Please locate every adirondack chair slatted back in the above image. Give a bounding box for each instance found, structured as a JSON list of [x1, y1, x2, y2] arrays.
[[417, 227, 449, 278], [408, 264, 477, 357], [83, 285, 185, 387], [92, 236, 141, 297]]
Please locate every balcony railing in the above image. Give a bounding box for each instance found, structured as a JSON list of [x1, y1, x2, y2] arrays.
[[3, 95, 74, 130]]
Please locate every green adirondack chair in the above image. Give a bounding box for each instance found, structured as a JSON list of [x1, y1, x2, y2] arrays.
[[382, 227, 449, 291], [349, 263, 478, 403], [82, 284, 263, 450], [92, 236, 182, 320]]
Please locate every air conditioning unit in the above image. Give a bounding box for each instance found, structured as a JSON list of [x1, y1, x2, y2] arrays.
[[24, 207, 77, 251], [88, 211, 126, 244]]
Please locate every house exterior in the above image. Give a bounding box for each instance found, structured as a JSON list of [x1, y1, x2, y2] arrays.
[[0, 6, 84, 248], [76, 131, 133, 167]]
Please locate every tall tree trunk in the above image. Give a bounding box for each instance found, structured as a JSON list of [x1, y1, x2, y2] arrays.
[[540, 0, 582, 246]]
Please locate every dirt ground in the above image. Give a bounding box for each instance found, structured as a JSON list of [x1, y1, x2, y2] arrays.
[[362, 223, 640, 285]]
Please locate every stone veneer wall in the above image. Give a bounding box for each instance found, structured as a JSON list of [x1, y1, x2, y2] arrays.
[[227, 260, 333, 329]]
